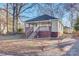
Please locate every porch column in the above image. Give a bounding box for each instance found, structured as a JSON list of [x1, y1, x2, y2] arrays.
[[32, 23, 34, 31], [24, 23, 27, 38], [38, 21, 40, 38], [24, 22, 26, 33], [48, 21, 51, 38], [28, 23, 30, 27], [50, 20, 52, 39]]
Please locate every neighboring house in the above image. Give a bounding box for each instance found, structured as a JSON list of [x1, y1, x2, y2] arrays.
[[0, 9, 15, 34], [0, 9, 24, 34], [0, 9, 7, 34], [24, 15, 63, 39], [64, 26, 73, 34]]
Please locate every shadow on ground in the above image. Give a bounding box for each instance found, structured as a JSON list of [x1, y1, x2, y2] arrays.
[[62, 37, 79, 56], [0, 33, 26, 40]]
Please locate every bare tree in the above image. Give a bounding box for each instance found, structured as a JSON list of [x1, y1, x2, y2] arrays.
[[6, 3, 9, 33], [63, 3, 77, 28], [6, 3, 36, 33]]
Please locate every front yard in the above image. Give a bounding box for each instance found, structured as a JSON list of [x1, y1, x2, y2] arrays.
[[0, 39, 59, 56], [0, 34, 76, 56]]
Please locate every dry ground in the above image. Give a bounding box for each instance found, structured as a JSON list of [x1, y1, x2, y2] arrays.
[[0, 39, 58, 56], [0, 34, 76, 56]]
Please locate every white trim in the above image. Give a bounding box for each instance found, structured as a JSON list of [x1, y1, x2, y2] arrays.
[[25, 20, 51, 23]]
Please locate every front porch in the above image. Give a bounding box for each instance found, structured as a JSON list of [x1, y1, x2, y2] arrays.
[[25, 20, 58, 39]]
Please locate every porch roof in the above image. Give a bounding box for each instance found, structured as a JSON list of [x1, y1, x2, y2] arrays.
[[25, 14, 58, 22]]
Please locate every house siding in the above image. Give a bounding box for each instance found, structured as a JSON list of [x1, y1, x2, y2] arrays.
[[25, 19, 63, 38], [58, 20, 63, 37], [51, 20, 59, 32], [51, 19, 63, 37]]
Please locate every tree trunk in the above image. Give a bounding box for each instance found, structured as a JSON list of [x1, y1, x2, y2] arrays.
[[13, 4, 16, 33], [15, 4, 19, 32], [6, 3, 8, 33]]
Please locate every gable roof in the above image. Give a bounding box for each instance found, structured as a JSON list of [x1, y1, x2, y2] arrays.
[[25, 14, 58, 22]]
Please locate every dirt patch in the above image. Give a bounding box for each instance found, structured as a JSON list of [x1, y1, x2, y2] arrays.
[[0, 40, 55, 55], [0, 36, 76, 56]]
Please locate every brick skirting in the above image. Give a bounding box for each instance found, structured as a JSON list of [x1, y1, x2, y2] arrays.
[[51, 32, 58, 37], [37, 31, 59, 38]]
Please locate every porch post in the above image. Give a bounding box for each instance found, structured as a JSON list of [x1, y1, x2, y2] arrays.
[[24, 22, 26, 33], [48, 21, 51, 39], [24, 22, 27, 38], [50, 20, 52, 39], [28, 23, 30, 28], [39, 21, 40, 38], [32, 23, 34, 32]]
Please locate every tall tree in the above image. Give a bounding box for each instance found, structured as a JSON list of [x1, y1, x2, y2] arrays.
[[7, 3, 35, 33], [6, 3, 9, 33]]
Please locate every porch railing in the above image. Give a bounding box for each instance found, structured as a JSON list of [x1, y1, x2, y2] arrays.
[[25, 27, 33, 38], [34, 27, 40, 38], [34, 26, 51, 38]]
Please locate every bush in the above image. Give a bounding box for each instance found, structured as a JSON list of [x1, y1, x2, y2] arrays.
[[17, 28, 23, 33], [74, 23, 79, 31], [74, 17, 79, 31]]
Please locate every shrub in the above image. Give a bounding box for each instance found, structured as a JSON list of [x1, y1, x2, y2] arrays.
[[17, 28, 23, 33], [74, 17, 79, 31], [74, 23, 79, 31]]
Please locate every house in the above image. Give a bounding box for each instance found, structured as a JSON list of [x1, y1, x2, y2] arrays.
[[0, 9, 7, 34], [0, 9, 24, 34], [24, 15, 63, 39]]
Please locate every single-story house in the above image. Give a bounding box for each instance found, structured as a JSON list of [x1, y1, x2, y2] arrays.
[[24, 15, 63, 39]]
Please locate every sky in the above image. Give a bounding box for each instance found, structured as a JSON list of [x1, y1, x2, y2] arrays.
[[20, 3, 72, 27], [0, 3, 73, 27], [62, 13, 71, 27]]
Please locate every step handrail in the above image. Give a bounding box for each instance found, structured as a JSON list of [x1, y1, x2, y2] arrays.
[[25, 27, 33, 38], [34, 26, 40, 38]]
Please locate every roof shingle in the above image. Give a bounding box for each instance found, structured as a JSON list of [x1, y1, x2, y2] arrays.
[[25, 14, 58, 22]]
